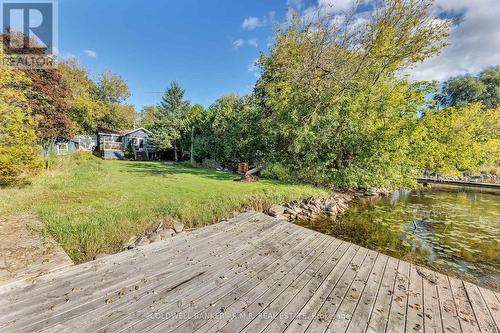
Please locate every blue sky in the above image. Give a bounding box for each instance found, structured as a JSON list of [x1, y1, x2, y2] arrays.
[[58, 0, 292, 110], [53, 0, 500, 110]]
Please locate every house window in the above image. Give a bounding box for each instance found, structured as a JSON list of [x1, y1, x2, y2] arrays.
[[57, 143, 68, 155]]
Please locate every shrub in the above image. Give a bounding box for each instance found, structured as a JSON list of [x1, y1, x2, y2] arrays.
[[201, 159, 222, 170], [261, 163, 291, 182], [124, 142, 134, 159]]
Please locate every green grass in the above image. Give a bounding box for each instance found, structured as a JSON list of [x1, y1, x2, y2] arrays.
[[0, 155, 328, 262]]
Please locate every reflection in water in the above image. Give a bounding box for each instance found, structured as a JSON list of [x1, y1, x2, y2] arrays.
[[297, 186, 500, 290]]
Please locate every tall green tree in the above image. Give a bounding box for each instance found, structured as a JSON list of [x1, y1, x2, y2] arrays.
[[95, 70, 131, 104], [0, 55, 41, 185], [182, 104, 204, 164], [60, 62, 136, 133], [149, 82, 190, 160], [194, 95, 266, 168], [60, 59, 102, 134], [138, 105, 159, 129], [252, 0, 450, 188], [437, 66, 500, 108], [1, 32, 73, 144]]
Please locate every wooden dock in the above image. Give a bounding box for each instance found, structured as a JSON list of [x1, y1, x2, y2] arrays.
[[415, 177, 500, 189], [0, 211, 498, 333]]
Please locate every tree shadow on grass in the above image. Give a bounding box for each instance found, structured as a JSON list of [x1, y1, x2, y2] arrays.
[[119, 161, 237, 181]]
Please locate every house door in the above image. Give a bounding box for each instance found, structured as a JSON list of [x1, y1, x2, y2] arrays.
[[136, 138, 144, 149]]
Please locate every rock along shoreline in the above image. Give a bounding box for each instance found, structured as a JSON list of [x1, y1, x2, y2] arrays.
[[266, 188, 390, 222]]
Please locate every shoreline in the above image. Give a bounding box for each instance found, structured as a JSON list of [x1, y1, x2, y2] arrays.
[[265, 188, 390, 222]]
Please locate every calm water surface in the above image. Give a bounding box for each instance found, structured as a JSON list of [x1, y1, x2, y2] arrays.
[[298, 187, 500, 290]]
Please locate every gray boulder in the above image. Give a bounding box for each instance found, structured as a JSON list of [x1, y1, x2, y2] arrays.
[[268, 205, 286, 217], [149, 233, 161, 243], [173, 221, 185, 233], [136, 236, 150, 247], [124, 236, 138, 249], [159, 228, 175, 239]]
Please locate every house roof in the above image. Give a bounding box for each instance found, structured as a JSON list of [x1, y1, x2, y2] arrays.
[[97, 127, 151, 136], [97, 127, 124, 136], [56, 136, 79, 144], [122, 128, 152, 136]]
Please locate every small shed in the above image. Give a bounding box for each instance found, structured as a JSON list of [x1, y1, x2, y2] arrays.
[[41, 137, 79, 156]]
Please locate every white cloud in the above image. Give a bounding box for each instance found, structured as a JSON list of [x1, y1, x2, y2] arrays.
[[247, 38, 258, 47], [83, 49, 97, 58], [242, 12, 276, 30], [318, 0, 355, 13], [407, 0, 500, 81], [233, 38, 258, 49], [233, 39, 245, 49], [242, 16, 265, 30]]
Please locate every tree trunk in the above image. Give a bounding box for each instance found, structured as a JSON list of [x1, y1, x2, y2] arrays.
[[190, 127, 194, 165], [174, 140, 178, 162]]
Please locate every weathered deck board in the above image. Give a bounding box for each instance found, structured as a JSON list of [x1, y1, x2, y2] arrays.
[[366, 257, 399, 333], [0, 212, 498, 333]]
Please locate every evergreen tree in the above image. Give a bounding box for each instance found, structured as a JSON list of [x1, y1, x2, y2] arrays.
[[150, 82, 190, 160]]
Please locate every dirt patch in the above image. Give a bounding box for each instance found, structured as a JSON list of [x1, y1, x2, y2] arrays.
[[0, 214, 73, 285]]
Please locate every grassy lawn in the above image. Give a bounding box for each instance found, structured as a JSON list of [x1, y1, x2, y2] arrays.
[[0, 155, 328, 262]]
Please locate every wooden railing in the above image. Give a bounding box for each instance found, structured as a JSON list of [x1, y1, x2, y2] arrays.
[[101, 142, 122, 151]]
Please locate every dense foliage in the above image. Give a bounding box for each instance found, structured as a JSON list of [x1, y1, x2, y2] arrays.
[[60, 61, 136, 133], [437, 66, 500, 108], [416, 103, 500, 175], [0, 34, 136, 184], [0, 52, 41, 184], [194, 95, 265, 167], [185, 0, 498, 189], [149, 82, 189, 159]]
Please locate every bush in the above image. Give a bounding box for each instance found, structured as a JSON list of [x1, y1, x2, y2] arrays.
[[72, 150, 95, 163], [124, 142, 134, 159], [261, 163, 291, 182], [201, 159, 222, 170]]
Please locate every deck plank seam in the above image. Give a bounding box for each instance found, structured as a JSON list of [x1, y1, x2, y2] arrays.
[[215, 235, 333, 332], [0, 211, 261, 299], [433, 270, 446, 333], [254, 238, 345, 333], [326, 250, 381, 333], [236, 236, 339, 333], [195, 233, 326, 333], [279, 242, 358, 333], [478, 288, 500, 332], [299, 244, 362, 333], [1, 215, 284, 331], [66, 219, 298, 332], [229, 236, 335, 333], [320, 248, 371, 333], [351, 254, 389, 333]]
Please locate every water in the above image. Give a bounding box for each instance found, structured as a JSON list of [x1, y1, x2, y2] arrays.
[[297, 186, 500, 290]]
